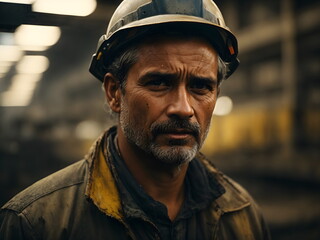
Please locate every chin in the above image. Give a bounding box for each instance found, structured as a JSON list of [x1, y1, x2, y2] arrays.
[[150, 144, 198, 165]]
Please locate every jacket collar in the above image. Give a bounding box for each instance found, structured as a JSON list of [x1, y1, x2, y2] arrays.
[[85, 127, 250, 220], [85, 127, 123, 221], [197, 153, 251, 213]]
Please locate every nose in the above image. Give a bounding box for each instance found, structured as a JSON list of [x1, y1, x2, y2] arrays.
[[166, 86, 194, 119]]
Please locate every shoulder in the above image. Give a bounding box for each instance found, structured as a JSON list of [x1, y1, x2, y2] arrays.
[[197, 154, 271, 239], [2, 159, 88, 213], [197, 153, 253, 211]]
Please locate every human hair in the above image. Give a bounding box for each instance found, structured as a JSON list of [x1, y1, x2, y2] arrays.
[[105, 46, 139, 92], [105, 37, 227, 91], [217, 57, 227, 86]]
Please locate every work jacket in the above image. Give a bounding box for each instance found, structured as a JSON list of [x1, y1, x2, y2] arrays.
[[0, 128, 270, 240]]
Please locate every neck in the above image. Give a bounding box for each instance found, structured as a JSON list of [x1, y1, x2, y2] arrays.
[[117, 127, 188, 220]]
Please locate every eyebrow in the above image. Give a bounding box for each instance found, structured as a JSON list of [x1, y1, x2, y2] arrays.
[[139, 72, 177, 83], [189, 75, 218, 86], [139, 71, 217, 85]]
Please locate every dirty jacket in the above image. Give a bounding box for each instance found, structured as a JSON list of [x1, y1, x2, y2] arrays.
[[0, 127, 270, 240]]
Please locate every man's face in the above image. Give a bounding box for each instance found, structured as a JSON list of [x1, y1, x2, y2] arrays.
[[119, 36, 219, 165]]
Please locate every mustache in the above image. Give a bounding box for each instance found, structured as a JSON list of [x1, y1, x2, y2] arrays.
[[150, 119, 201, 137]]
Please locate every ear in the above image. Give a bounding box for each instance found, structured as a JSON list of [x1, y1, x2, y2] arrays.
[[103, 73, 121, 113]]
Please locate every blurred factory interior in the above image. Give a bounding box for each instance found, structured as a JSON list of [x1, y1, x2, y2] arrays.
[[0, 0, 319, 239]]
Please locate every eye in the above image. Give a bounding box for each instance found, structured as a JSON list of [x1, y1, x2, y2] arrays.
[[145, 78, 170, 91], [147, 79, 167, 86], [189, 80, 214, 94]]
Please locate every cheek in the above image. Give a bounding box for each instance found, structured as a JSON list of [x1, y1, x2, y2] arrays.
[[207, 94, 218, 114], [196, 98, 216, 127], [127, 95, 151, 125]]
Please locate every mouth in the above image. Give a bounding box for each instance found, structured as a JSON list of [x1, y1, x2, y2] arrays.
[[158, 129, 195, 139]]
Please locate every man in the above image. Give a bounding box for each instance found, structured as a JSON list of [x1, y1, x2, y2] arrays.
[[0, 0, 270, 239]]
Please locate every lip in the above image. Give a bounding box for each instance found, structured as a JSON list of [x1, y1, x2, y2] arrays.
[[164, 133, 192, 139], [159, 129, 195, 139]]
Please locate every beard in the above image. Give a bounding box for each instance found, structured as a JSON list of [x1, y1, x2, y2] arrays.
[[119, 101, 210, 166]]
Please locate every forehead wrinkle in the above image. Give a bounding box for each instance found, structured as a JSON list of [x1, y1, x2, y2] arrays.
[[195, 46, 216, 66], [138, 39, 209, 63], [136, 56, 215, 84], [195, 48, 218, 81], [134, 38, 218, 79]]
